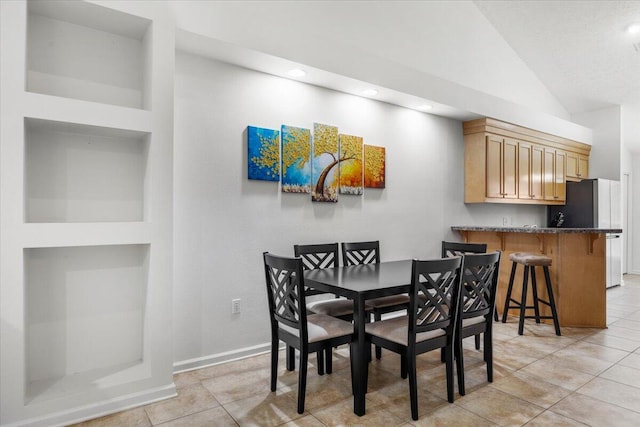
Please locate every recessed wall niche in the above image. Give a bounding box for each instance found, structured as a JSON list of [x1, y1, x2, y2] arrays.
[[24, 244, 150, 404], [26, 0, 152, 109], [25, 118, 149, 223]]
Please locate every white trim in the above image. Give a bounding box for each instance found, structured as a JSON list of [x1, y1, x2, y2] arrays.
[[173, 342, 272, 374], [2, 384, 176, 427]]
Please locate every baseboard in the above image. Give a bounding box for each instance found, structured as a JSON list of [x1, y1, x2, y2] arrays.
[[173, 342, 272, 374], [2, 384, 177, 427]]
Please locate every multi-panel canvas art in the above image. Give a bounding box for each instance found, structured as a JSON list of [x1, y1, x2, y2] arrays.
[[247, 126, 280, 181], [339, 134, 363, 195], [364, 145, 386, 188], [281, 125, 312, 193], [311, 123, 339, 202]]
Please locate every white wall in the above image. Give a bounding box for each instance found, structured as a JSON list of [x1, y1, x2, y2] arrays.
[[572, 106, 622, 180], [167, 1, 596, 144], [632, 154, 640, 274], [172, 52, 544, 367]]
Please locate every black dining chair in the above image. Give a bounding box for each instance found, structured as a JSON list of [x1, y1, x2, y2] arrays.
[[365, 256, 463, 420], [294, 243, 372, 373], [454, 251, 501, 396], [263, 252, 354, 414], [442, 241, 491, 350], [342, 241, 411, 359]]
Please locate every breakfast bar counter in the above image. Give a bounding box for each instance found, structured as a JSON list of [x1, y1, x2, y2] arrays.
[[451, 226, 623, 328]]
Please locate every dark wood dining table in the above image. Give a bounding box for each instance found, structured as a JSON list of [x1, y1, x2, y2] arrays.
[[303, 259, 413, 416]]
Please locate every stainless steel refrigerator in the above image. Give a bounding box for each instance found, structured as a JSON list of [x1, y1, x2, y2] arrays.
[[548, 178, 622, 288]]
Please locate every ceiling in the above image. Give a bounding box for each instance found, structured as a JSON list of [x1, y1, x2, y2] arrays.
[[475, 0, 640, 115]]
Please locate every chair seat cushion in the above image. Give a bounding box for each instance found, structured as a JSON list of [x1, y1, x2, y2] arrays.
[[279, 314, 353, 343], [462, 316, 485, 328], [509, 252, 552, 266], [308, 298, 373, 317], [366, 294, 410, 309], [365, 315, 446, 346]]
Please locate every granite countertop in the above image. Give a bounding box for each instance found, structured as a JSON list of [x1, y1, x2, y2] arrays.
[[451, 226, 623, 234]]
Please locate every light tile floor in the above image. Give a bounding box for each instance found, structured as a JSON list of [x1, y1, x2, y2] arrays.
[[71, 275, 640, 426]]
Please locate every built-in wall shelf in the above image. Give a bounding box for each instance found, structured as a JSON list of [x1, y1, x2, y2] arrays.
[[25, 117, 149, 223], [26, 0, 151, 109], [24, 244, 150, 404], [2, 1, 174, 425]]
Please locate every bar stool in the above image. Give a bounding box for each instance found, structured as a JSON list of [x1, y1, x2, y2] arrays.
[[501, 252, 561, 336]]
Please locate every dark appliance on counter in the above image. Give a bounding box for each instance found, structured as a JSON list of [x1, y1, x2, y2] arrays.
[[547, 178, 622, 288]]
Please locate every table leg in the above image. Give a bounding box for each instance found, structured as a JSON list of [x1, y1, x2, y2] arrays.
[[353, 296, 367, 416]]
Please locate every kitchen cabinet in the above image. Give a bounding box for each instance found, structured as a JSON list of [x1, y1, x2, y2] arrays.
[[566, 152, 589, 180], [518, 141, 544, 201], [463, 118, 590, 206], [486, 136, 518, 199], [544, 148, 566, 202]]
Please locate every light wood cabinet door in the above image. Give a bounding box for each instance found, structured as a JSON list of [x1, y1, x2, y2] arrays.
[[486, 136, 503, 198], [503, 139, 518, 199], [486, 136, 517, 199], [567, 152, 589, 180], [518, 142, 544, 200], [544, 148, 566, 202]]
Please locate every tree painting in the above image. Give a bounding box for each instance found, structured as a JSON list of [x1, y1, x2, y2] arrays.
[[339, 134, 363, 195], [281, 125, 311, 193], [364, 145, 385, 188], [247, 126, 280, 181], [311, 123, 342, 202]]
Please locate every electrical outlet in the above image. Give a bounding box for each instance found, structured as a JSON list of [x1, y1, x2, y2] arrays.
[[502, 217, 509, 226], [232, 299, 241, 314]]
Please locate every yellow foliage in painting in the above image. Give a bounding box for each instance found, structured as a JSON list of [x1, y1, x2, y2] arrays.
[[251, 133, 280, 177], [339, 134, 363, 189], [313, 123, 338, 157], [364, 145, 385, 188], [282, 126, 311, 176]]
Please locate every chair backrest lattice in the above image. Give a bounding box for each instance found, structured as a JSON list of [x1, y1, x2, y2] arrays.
[[459, 252, 501, 320], [410, 257, 463, 336], [441, 241, 487, 258], [294, 243, 339, 296], [342, 241, 380, 266], [294, 243, 339, 270], [263, 252, 307, 336]]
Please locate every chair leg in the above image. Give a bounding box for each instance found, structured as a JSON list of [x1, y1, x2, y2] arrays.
[[297, 351, 308, 414], [440, 347, 445, 363], [445, 344, 455, 403], [286, 345, 295, 371], [485, 327, 493, 382], [543, 266, 562, 336], [401, 352, 408, 379], [530, 267, 541, 323], [408, 352, 418, 421], [456, 335, 466, 396], [270, 337, 279, 392], [325, 347, 333, 374], [474, 334, 481, 350], [502, 262, 518, 323], [316, 351, 325, 376], [374, 311, 383, 359], [518, 266, 530, 335]]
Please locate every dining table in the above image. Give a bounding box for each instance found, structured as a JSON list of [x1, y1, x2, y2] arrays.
[[303, 259, 413, 416]]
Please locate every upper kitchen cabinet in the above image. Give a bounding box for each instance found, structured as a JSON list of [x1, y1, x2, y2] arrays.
[[566, 152, 589, 181], [463, 118, 591, 206]]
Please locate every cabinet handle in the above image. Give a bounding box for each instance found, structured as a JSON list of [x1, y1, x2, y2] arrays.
[[530, 194, 535, 198], [554, 196, 559, 199]]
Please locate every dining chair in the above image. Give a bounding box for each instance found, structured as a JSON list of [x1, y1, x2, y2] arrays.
[[342, 241, 411, 359], [294, 243, 372, 373], [455, 251, 501, 395], [365, 256, 463, 421], [441, 241, 491, 350], [263, 252, 354, 414]]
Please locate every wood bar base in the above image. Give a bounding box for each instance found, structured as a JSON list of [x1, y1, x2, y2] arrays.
[[452, 228, 607, 328]]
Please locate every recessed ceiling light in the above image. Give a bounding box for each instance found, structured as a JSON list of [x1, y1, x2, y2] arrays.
[[287, 68, 306, 77], [626, 23, 640, 34], [361, 89, 378, 96], [417, 104, 433, 111]]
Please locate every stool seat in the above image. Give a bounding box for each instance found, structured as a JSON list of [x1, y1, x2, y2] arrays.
[[509, 252, 552, 267]]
